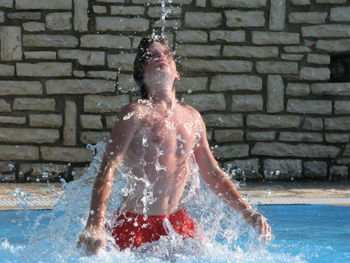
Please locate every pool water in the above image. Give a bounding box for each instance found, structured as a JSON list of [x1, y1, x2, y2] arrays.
[[1, 204, 349, 263]]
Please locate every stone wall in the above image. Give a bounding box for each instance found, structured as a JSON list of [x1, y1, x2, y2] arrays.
[[0, 0, 350, 182]]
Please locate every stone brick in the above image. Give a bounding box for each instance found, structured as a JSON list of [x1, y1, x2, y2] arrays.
[[302, 25, 350, 38], [93, 6, 107, 14], [0, 0, 12, 8], [286, 83, 310, 96], [307, 54, 330, 64], [316, 39, 350, 53], [196, 0, 206, 7], [231, 95, 263, 112], [279, 132, 323, 142], [97, 0, 124, 2], [181, 59, 252, 73], [252, 31, 300, 45], [58, 49, 105, 66], [185, 12, 221, 28], [210, 75, 262, 92], [72, 167, 86, 180], [316, 0, 346, 3], [80, 131, 110, 144], [210, 0, 266, 8], [269, 0, 286, 30], [283, 46, 311, 53], [247, 115, 300, 128], [147, 6, 181, 18], [0, 11, 3, 23], [258, 61, 299, 74], [22, 22, 45, 32], [210, 30, 245, 42], [281, 54, 304, 61], [0, 64, 14, 76], [291, 0, 310, 4], [213, 144, 249, 159], [344, 144, 350, 157], [184, 94, 226, 112], [223, 46, 278, 58], [87, 71, 118, 80], [23, 34, 78, 48], [20, 163, 68, 182], [267, 75, 284, 113], [74, 0, 88, 32], [214, 129, 244, 142], [111, 6, 144, 15], [84, 95, 129, 113], [41, 147, 93, 163], [46, 79, 115, 95], [0, 161, 15, 173], [325, 134, 349, 143], [106, 115, 118, 129], [246, 131, 275, 141], [303, 118, 323, 130], [116, 74, 137, 93], [0, 128, 59, 143], [289, 12, 327, 24], [300, 67, 330, 81], [0, 26, 22, 61], [303, 161, 327, 179], [224, 159, 260, 179], [16, 0, 72, 9], [311, 83, 350, 96], [330, 7, 350, 22], [24, 51, 56, 59], [335, 101, 350, 114], [107, 53, 135, 71], [13, 98, 55, 111], [176, 45, 220, 57], [16, 62, 72, 77], [225, 10, 265, 27], [175, 77, 207, 93], [325, 117, 350, 131], [64, 101, 77, 146], [80, 115, 103, 129], [7, 12, 41, 20], [96, 17, 149, 32], [81, 34, 131, 49], [46, 12, 72, 30], [0, 100, 11, 112], [330, 166, 348, 180], [29, 114, 62, 127], [287, 99, 332, 114], [0, 145, 39, 160], [73, 70, 86, 78], [203, 114, 243, 128], [176, 30, 208, 43], [0, 116, 25, 124], [252, 142, 340, 158], [0, 174, 15, 182], [264, 159, 302, 179]]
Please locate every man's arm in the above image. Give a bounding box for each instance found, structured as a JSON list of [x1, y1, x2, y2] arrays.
[[193, 115, 271, 241], [78, 104, 140, 254]]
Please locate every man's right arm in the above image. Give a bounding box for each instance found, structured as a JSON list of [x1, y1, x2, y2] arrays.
[[78, 103, 140, 254]]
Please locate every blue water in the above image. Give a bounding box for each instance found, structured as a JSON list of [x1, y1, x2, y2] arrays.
[[1, 205, 349, 263]]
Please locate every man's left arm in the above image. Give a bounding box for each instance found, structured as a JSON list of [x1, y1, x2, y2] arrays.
[[193, 116, 271, 242]]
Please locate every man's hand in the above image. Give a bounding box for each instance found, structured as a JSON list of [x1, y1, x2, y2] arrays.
[[77, 228, 106, 255], [243, 209, 272, 242]]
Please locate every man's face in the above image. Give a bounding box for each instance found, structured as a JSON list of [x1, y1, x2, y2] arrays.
[[143, 42, 179, 83]]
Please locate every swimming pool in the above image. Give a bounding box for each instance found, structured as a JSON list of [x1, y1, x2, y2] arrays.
[[1, 204, 349, 263]]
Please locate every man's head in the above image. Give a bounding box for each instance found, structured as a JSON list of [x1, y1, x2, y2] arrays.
[[133, 35, 179, 99]]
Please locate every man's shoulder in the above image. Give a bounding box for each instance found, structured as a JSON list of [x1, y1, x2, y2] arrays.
[[180, 103, 203, 120]]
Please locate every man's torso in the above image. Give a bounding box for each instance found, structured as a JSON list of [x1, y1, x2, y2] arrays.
[[118, 101, 203, 215]]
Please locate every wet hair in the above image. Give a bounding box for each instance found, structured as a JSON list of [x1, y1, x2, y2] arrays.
[[133, 35, 173, 99]]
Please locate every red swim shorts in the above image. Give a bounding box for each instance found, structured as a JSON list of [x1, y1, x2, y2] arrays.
[[111, 209, 196, 250]]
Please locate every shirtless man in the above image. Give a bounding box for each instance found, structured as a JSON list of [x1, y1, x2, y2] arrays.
[[78, 36, 271, 254]]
